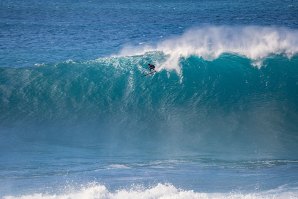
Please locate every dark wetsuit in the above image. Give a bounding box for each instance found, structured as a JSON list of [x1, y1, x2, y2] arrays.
[[148, 64, 155, 71]]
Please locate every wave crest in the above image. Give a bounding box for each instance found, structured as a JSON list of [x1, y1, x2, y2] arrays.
[[118, 26, 298, 71]]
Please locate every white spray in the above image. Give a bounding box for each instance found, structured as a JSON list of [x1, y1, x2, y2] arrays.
[[118, 26, 298, 72]]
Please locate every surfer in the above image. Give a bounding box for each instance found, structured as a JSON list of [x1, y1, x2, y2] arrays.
[[148, 64, 156, 72], [143, 63, 156, 77]]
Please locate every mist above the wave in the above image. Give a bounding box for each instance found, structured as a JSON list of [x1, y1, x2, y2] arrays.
[[118, 26, 298, 71]]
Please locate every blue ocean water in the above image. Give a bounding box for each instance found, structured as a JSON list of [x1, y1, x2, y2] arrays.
[[1, 0, 298, 198]]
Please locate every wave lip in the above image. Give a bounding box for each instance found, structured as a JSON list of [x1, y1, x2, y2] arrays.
[[118, 26, 298, 71], [4, 183, 298, 199]]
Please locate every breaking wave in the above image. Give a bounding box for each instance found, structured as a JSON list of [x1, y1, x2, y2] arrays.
[[1, 25, 298, 159], [118, 26, 298, 71], [4, 183, 298, 199]]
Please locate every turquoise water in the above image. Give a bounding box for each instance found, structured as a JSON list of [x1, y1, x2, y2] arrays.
[[1, 0, 298, 198]]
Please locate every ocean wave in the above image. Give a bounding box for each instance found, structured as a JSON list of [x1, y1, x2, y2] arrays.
[[1, 53, 297, 124], [1, 49, 298, 159], [117, 26, 298, 71], [4, 183, 298, 199]]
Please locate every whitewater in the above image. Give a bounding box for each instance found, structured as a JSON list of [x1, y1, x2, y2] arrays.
[[3, 183, 298, 199], [118, 26, 298, 71], [1, 0, 298, 198]]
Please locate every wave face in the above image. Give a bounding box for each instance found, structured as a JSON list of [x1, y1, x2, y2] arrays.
[[1, 51, 298, 159]]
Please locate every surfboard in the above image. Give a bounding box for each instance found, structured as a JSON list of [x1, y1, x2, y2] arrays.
[[143, 70, 156, 77]]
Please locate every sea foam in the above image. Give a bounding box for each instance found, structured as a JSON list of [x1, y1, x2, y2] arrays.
[[4, 183, 298, 199]]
